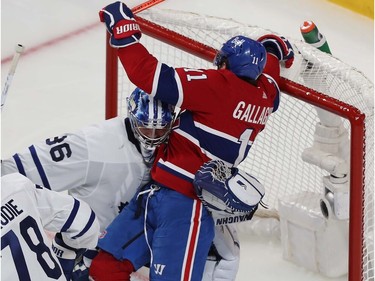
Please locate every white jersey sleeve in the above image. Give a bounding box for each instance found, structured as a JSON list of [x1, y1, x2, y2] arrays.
[[1, 117, 151, 231], [1, 173, 100, 281]]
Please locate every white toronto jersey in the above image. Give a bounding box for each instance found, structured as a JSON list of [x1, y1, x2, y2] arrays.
[[1, 173, 100, 281], [1, 117, 151, 232]]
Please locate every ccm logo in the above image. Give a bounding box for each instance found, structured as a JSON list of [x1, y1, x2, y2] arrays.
[[115, 23, 140, 35]]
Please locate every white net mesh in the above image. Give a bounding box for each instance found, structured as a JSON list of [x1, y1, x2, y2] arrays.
[[111, 8, 374, 280]]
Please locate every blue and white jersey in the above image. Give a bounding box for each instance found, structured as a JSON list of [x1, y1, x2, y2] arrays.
[[1, 173, 99, 281], [1, 117, 151, 232]]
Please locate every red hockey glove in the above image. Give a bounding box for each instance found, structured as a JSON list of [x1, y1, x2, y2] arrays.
[[99, 1, 142, 48], [258, 34, 294, 68]]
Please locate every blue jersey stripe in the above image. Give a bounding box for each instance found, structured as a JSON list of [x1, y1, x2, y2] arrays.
[[72, 211, 96, 239], [263, 74, 280, 112], [12, 154, 26, 176], [157, 161, 194, 183], [61, 199, 80, 232], [28, 145, 51, 189]]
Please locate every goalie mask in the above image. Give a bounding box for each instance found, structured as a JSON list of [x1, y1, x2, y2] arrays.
[[214, 35, 266, 80], [127, 88, 174, 151]]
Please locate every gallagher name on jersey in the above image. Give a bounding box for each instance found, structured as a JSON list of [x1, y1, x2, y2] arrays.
[[233, 102, 273, 125]]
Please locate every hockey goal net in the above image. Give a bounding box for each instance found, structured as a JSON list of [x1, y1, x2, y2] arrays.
[[104, 9, 374, 281]]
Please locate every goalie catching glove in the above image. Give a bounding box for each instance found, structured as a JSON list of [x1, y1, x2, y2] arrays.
[[193, 160, 265, 217], [99, 1, 141, 48]]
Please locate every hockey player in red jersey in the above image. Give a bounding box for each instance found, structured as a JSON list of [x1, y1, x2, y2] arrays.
[[93, 2, 294, 280]]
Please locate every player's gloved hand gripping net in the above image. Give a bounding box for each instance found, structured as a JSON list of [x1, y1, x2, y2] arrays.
[[257, 34, 294, 68], [193, 160, 265, 217], [99, 1, 141, 47]]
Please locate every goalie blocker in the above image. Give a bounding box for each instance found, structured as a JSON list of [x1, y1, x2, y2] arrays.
[[194, 160, 265, 225]]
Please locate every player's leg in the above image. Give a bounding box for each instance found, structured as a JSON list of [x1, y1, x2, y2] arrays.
[[90, 191, 152, 280], [148, 187, 215, 281]]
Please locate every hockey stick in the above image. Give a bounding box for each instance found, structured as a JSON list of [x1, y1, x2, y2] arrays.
[[132, 0, 165, 14], [1, 44, 25, 109]]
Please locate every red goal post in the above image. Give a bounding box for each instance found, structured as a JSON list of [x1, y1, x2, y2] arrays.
[[105, 9, 374, 281]]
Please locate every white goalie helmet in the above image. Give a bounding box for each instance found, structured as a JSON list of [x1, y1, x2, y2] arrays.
[[127, 87, 174, 150]]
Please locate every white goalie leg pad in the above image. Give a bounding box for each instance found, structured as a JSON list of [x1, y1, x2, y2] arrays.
[[203, 225, 240, 281], [302, 122, 349, 176], [312, 122, 349, 156], [315, 108, 342, 128]]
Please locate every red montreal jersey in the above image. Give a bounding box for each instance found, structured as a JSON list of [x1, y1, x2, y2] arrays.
[[118, 44, 281, 199]]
